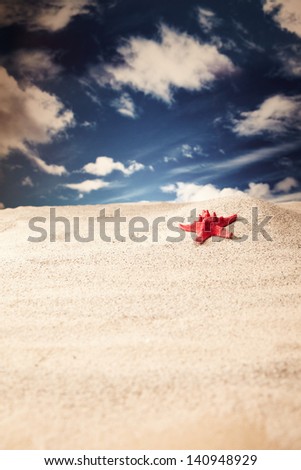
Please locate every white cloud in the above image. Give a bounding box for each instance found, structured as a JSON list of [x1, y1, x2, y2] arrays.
[[277, 45, 301, 78], [161, 182, 244, 202], [0, 66, 74, 174], [93, 24, 236, 103], [79, 78, 103, 107], [214, 142, 298, 170], [21, 176, 34, 187], [82, 156, 145, 177], [13, 50, 62, 81], [27, 154, 67, 176], [274, 176, 298, 192], [241, 38, 264, 53], [0, 202, 5, 209], [247, 177, 299, 199], [182, 144, 194, 159], [246, 182, 271, 199], [81, 120, 96, 128], [161, 183, 176, 193], [161, 177, 299, 202], [232, 20, 249, 36], [231, 19, 264, 53], [112, 93, 137, 118], [233, 94, 301, 136], [182, 144, 205, 159], [210, 36, 239, 52], [163, 156, 177, 163], [64, 179, 109, 194], [34, 0, 95, 31], [263, 0, 301, 38], [125, 161, 145, 175], [0, 0, 96, 32], [170, 142, 297, 176], [198, 7, 220, 33]]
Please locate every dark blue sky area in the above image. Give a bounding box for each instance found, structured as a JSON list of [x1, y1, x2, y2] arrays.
[[0, 0, 301, 207]]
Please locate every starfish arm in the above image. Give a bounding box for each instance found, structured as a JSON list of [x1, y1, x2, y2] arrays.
[[218, 214, 237, 227], [179, 222, 197, 232], [212, 225, 233, 239]]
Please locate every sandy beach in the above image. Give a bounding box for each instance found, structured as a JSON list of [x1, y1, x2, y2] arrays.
[[0, 195, 301, 450]]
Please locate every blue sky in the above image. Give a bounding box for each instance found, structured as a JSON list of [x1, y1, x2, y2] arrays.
[[0, 0, 301, 208]]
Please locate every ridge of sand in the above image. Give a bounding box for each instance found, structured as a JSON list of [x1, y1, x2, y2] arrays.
[[1, 196, 301, 449], [277, 201, 301, 214]]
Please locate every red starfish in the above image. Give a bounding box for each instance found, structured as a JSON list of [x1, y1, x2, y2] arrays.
[[180, 210, 237, 244]]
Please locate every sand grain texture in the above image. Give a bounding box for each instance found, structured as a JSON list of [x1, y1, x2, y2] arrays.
[[0, 196, 301, 449]]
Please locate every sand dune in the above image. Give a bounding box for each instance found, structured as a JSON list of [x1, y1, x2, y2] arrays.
[[0, 196, 301, 449]]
